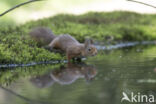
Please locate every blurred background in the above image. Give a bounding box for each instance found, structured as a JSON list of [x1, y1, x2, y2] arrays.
[[1, 0, 156, 24]]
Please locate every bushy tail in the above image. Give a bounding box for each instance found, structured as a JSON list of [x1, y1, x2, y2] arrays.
[[29, 27, 56, 46]]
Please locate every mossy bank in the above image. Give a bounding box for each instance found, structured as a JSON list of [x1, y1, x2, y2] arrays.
[[0, 11, 156, 64]]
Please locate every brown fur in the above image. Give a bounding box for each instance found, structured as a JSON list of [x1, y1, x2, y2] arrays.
[[49, 34, 98, 61], [29, 27, 56, 46], [30, 27, 98, 61]]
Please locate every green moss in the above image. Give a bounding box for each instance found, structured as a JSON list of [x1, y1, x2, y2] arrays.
[[0, 11, 156, 63]]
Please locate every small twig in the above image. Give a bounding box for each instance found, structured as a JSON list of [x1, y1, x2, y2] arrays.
[[0, 0, 43, 17], [127, 0, 156, 9]]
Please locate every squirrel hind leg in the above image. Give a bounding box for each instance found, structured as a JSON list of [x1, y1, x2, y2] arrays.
[[67, 53, 72, 62], [48, 38, 59, 48], [48, 41, 55, 48]]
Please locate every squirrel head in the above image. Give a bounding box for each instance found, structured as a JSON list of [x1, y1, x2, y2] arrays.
[[82, 38, 98, 56]]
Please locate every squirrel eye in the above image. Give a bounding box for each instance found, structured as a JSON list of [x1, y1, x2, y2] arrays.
[[88, 48, 91, 51]]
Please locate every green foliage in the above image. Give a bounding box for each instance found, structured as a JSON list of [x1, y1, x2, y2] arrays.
[[0, 11, 156, 63], [19, 11, 156, 42]]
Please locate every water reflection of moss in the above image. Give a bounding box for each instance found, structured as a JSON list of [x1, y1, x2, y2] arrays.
[[1, 11, 156, 63], [0, 64, 63, 86]]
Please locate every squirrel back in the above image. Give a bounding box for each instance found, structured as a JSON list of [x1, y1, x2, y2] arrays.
[[49, 34, 98, 60], [49, 34, 80, 51], [29, 27, 56, 46]]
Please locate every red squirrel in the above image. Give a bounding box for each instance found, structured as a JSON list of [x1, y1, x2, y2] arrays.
[[29, 27, 97, 61]]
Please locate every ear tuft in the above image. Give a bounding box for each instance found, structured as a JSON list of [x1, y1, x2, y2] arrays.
[[84, 38, 91, 48], [90, 39, 94, 44]]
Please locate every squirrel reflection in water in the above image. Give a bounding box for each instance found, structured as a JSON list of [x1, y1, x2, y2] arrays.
[[30, 63, 97, 88]]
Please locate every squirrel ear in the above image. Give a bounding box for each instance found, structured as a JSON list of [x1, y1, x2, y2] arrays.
[[85, 38, 91, 48], [90, 39, 94, 44]]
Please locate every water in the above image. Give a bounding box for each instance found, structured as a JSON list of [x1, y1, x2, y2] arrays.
[[0, 45, 156, 104]]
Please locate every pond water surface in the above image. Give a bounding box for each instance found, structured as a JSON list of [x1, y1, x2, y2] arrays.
[[0, 45, 156, 104]]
